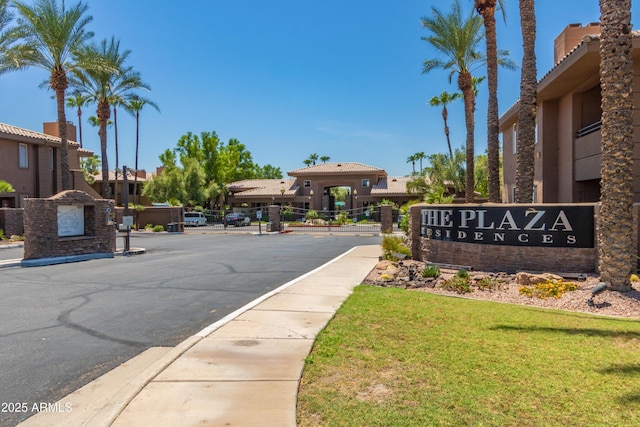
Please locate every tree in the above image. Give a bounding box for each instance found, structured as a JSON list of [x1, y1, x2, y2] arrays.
[[598, 0, 634, 292], [0, 0, 17, 76], [406, 153, 418, 175], [474, 0, 512, 203], [415, 151, 427, 174], [126, 95, 159, 205], [425, 148, 466, 196], [514, 0, 537, 203], [320, 155, 331, 163], [421, 0, 485, 203], [66, 90, 88, 147], [428, 91, 460, 159], [70, 37, 132, 199], [7, 0, 95, 190], [308, 153, 319, 165], [79, 154, 99, 185]]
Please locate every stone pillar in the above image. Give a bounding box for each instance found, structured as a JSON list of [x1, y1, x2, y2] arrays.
[[268, 205, 280, 232], [380, 205, 393, 234], [409, 203, 425, 261]]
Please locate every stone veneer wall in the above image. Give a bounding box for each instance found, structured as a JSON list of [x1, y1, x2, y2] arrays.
[[23, 190, 115, 260], [409, 203, 606, 274], [0, 208, 24, 236]]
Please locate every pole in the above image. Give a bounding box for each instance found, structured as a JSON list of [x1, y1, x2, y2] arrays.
[[123, 166, 130, 253]]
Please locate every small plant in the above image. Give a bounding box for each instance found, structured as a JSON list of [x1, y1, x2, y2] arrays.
[[152, 225, 164, 232], [422, 264, 441, 278], [0, 229, 6, 241], [10, 235, 24, 242], [381, 235, 411, 261], [440, 276, 472, 293], [631, 274, 639, 283], [144, 224, 154, 231], [455, 269, 470, 279], [380, 274, 392, 281], [518, 279, 578, 299], [474, 276, 500, 291]]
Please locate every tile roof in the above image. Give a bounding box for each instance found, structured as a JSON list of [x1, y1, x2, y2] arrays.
[[92, 170, 153, 182], [371, 176, 411, 195], [288, 162, 386, 176], [0, 122, 80, 146], [231, 179, 298, 198]]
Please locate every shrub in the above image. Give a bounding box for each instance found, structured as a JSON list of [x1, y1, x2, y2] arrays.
[[631, 274, 639, 283], [10, 235, 24, 242], [474, 276, 500, 291], [381, 235, 411, 261], [455, 269, 470, 279], [152, 225, 164, 232], [440, 276, 472, 293], [306, 209, 319, 221], [422, 264, 441, 278], [144, 224, 154, 231], [0, 229, 6, 241], [518, 279, 578, 299]]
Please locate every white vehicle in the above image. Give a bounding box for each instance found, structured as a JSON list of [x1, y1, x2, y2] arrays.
[[183, 211, 207, 227]]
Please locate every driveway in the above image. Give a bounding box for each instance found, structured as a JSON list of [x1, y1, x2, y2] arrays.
[[0, 232, 380, 426]]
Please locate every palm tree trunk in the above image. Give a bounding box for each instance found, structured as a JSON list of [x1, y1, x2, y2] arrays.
[[598, 0, 634, 292], [113, 106, 119, 206], [77, 106, 83, 148], [515, 0, 537, 203], [459, 72, 475, 203], [134, 111, 140, 205], [52, 68, 71, 191], [479, 2, 501, 203], [98, 102, 111, 198], [442, 105, 454, 160]]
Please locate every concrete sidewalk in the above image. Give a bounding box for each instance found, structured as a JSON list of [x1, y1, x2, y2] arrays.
[[18, 244, 381, 427]]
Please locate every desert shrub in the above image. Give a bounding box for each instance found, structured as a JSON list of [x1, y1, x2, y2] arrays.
[[422, 264, 441, 278], [152, 225, 164, 232], [440, 276, 472, 293], [381, 235, 411, 261], [0, 229, 6, 241], [455, 269, 470, 279], [519, 280, 578, 299], [144, 224, 154, 231], [474, 276, 500, 291], [306, 209, 319, 221]]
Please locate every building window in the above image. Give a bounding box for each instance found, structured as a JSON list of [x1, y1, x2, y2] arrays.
[[49, 147, 55, 171], [19, 143, 28, 168], [532, 184, 538, 203], [362, 179, 370, 187], [512, 124, 517, 154], [303, 180, 311, 187]]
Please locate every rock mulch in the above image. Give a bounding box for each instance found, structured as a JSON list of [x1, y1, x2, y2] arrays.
[[363, 259, 640, 319]]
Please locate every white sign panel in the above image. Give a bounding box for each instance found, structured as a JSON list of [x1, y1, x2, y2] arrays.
[[57, 205, 84, 237]]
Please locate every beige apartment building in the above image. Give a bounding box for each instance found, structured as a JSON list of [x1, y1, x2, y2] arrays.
[[500, 22, 640, 203], [0, 122, 97, 208]]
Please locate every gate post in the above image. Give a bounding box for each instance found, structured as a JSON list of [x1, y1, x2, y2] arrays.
[[268, 205, 280, 232], [380, 205, 393, 234]]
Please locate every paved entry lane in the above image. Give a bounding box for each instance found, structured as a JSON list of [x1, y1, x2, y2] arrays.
[[0, 233, 380, 426]]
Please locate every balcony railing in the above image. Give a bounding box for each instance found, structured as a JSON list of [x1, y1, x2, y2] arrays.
[[575, 120, 602, 138]]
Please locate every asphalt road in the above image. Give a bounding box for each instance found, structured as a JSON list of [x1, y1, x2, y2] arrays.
[[0, 232, 380, 426]]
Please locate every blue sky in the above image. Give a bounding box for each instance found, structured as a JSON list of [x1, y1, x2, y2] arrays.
[[2, 0, 639, 178]]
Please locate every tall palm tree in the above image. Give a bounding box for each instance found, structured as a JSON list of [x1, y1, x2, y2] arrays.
[[474, 0, 511, 203], [406, 153, 418, 175], [308, 153, 319, 165], [320, 155, 330, 163], [598, 0, 634, 292], [126, 94, 159, 205], [70, 37, 130, 198], [66, 90, 87, 147], [428, 91, 460, 160], [515, 0, 537, 203], [421, 0, 484, 203], [7, 0, 94, 190], [415, 151, 427, 174]]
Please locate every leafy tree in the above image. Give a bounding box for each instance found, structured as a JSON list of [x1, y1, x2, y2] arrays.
[[7, 0, 95, 190], [474, 153, 488, 198], [515, 0, 537, 203], [255, 164, 283, 179], [79, 154, 99, 185], [426, 148, 466, 196], [598, 0, 634, 291]]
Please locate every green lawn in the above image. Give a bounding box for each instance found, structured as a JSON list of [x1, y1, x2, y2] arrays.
[[297, 285, 640, 427]]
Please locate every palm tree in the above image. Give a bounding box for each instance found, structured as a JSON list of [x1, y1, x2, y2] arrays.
[[428, 91, 460, 159], [0, 0, 17, 75], [474, 0, 511, 203], [406, 153, 418, 175], [598, 0, 634, 292], [308, 153, 319, 165], [70, 37, 130, 198], [66, 90, 88, 147], [303, 159, 312, 167], [415, 151, 427, 174], [320, 155, 330, 163], [126, 94, 159, 205], [515, 0, 537, 203], [7, 0, 94, 190], [421, 0, 484, 202]]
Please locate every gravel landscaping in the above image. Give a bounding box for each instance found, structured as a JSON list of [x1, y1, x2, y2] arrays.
[[364, 259, 640, 319]]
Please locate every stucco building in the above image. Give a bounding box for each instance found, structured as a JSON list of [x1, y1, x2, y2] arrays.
[[0, 122, 97, 208], [500, 23, 640, 203], [227, 162, 412, 211]]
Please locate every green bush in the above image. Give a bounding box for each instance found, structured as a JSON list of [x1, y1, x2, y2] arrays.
[[456, 269, 470, 279], [152, 225, 164, 232], [144, 224, 154, 231], [422, 264, 441, 278], [0, 229, 6, 241], [441, 275, 472, 293], [381, 235, 411, 261]]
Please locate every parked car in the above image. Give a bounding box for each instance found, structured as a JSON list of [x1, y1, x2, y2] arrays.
[[224, 212, 251, 227], [184, 211, 207, 227]]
